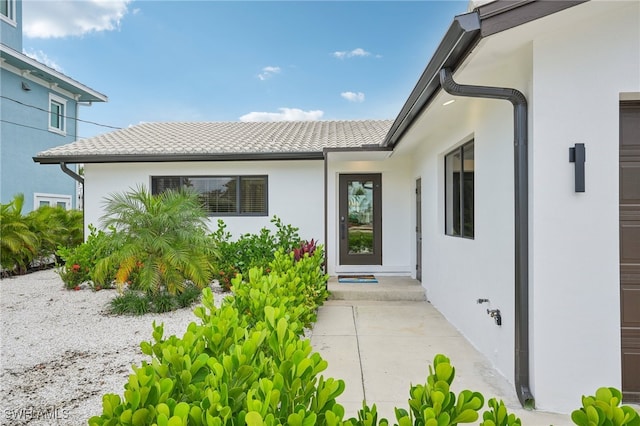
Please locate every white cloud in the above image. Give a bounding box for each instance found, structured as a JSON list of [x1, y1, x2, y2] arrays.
[[257, 66, 281, 81], [341, 91, 365, 103], [239, 108, 324, 122], [332, 47, 373, 59], [23, 49, 64, 72], [23, 0, 131, 38]]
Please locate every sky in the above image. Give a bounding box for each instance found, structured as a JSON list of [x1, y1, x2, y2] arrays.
[[21, 0, 470, 139]]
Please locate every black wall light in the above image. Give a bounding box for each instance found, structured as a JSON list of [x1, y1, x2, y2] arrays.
[[569, 143, 586, 192]]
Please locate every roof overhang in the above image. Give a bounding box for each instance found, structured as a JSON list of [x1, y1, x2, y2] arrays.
[[0, 43, 108, 102], [33, 151, 326, 165], [323, 146, 393, 162], [382, 0, 587, 149]]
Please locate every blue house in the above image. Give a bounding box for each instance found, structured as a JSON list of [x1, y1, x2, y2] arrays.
[[0, 0, 106, 211]]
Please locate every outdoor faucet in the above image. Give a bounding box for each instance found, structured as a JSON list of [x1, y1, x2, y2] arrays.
[[487, 309, 502, 326]]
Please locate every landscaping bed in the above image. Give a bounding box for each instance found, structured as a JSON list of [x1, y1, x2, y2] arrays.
[[0, 269, 228, 425]]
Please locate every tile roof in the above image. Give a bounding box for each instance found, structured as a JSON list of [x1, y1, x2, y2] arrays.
[[34, 120, 394, 163]]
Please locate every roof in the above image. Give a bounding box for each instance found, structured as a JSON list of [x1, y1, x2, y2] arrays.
[[382, 0, 587, 148], [33, 120, 394, 164], [0, 43, 107, 103]]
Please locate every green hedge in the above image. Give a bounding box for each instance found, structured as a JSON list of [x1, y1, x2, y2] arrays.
[[89, 246, 639, 426]]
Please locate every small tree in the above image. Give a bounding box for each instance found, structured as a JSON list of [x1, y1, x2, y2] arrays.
[[93, 185, 216, 294]]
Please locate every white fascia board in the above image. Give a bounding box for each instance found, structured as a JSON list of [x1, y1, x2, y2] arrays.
[[0, 44, 107, 102]]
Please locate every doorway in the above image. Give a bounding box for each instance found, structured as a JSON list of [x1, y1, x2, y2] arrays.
[[620, 100, 640, 403], [339, 174, 382, 265]]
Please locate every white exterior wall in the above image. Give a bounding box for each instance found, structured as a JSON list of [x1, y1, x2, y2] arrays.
[[84, 160, 325, 242], [326, 155, 413, 276], [529, 2, 640, 412], [397, 43, 533, 391]]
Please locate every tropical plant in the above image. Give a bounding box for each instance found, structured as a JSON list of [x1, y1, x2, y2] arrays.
[[27, 205, 83, 262], [57, 225, 117, 290], [0, 194, 39, 275], [93, 185, 216, 295]]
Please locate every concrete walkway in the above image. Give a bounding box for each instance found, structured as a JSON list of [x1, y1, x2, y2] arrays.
[[310, 298, 574, 425]]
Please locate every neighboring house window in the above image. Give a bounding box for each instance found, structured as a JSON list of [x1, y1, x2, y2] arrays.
[[34, 193, 72, 210], [151, 175, 268, 216], [445, 140, 474, 238], [49, 94, 67, 134], [1, 0, 15, 22]]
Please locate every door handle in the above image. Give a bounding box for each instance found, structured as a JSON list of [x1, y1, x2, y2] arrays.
[[340, 216, 345, 240]]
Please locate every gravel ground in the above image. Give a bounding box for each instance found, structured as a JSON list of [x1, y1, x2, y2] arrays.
[[0, 269, 229, 426]]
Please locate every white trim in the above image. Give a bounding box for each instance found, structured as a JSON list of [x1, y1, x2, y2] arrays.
[[0, 44, 107, 101], [1, 61, 78, 99], [34, 193, 72, 210], [48, 93, 67, 135]]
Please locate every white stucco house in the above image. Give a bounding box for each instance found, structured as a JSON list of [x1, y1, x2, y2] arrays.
[[34, 0, 639, 413]]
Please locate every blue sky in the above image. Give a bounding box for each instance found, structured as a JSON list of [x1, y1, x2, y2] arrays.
[[22, 1, 469, 139]]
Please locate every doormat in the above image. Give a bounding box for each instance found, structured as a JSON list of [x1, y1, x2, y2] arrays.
[[337, 275, 378, 284]]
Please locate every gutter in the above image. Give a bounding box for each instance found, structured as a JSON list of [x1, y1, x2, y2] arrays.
[[60, 162, 84, 185], [439, 68, 533, 408]]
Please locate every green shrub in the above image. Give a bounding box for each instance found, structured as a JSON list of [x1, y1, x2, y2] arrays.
[[57, 225, 117, 290], [109, 284, 203, 315], [110, 291, 151, 316], [90, 286, 342, 425], [571, 387, 639, 426], [211, 216, 303, 291]]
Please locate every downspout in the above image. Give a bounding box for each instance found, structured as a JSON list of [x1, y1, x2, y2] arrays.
[[439, 68, 534, 409], [60, 162, 84, 185]]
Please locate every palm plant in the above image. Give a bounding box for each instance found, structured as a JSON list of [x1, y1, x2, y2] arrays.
[[0, 194, 39, 274], [27, 206, 83, 262], [93, 185, 216, 294]]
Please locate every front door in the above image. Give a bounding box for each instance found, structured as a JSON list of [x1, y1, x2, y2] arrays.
[[620, 101, 640, 403], [339, 174, 382, 265]]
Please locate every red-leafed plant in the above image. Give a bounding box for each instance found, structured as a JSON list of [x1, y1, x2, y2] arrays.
[[293, 239, 317, 262]]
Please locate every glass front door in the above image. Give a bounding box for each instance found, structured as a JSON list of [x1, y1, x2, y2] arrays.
[[339, 174, 382, 265]]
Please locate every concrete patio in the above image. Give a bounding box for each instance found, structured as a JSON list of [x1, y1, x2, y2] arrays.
[[311, 277, 574, 425]]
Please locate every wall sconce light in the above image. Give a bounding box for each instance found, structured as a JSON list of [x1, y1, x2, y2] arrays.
[[21, 81, 31, 91], [569, 143, 586, 192]]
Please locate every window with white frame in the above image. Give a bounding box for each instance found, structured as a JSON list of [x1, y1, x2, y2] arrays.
[[445, 140, 474, 238], [151, 175, 268, 216], [49, 94, 66, 134], [1, 0, 15, 22], [34, 193, 72, 210]]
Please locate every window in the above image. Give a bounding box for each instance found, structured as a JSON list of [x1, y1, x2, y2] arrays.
[[49, 94, 66, 134], [1, 0, 15, 22], [34, 193, 72, 210], [151, 175, 268, 216], [445, 140, 474, 238]]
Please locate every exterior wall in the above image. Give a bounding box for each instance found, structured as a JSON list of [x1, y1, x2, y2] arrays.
[[1, 0, 22, 50], [326, 155, 414, 276], [83, 160, 325, 242], [401, 0, 640, 413], [529, 2, 640, 412], [1, 68, 79, 211], [409, 93, 521, 389]]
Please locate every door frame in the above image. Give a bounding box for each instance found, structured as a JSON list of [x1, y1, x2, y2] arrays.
[[416, 178, 422, 282], [338, 173, 382, 265]]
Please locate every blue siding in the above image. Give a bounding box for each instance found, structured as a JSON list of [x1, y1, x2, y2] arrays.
[[0, 0, 22, 51], [1, 69, 78, 211]]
